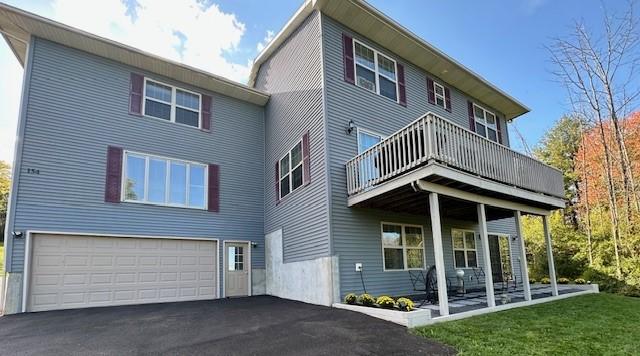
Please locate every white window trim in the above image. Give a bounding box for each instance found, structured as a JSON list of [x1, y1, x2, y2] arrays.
[[352, 39, 399, 103], [121, 150, 208, 210], [356, 127, 385, 154], [278, 139, 305, 200], [433, 81, 446, 109], [142, 77, 202, 129], [381, 222, 426, 271], [452, 228, 479, 268], [472, 103, 499, 142]]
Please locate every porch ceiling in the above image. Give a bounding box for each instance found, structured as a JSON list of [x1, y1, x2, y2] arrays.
[[354, 183, 515, 221]]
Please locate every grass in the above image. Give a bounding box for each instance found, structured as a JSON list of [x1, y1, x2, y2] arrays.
[[413, 293, 640, 356]]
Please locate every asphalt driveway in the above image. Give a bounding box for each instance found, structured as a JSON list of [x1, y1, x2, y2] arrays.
[[0, 296, 454, 355]]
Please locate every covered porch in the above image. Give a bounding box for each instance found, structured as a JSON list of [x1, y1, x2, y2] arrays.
[[344, 111, 570, 318]]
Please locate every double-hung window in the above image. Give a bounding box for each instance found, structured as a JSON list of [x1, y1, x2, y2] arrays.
[[144, 78, 201, 128], [123, 151, 207, 209], [381, 223, 425, 270], [452, 229, 478, 268], [472, 104, 498, 143], [433, 82, 446, 109], [354, 40, 398, 102], [279, 140, 304, 199]]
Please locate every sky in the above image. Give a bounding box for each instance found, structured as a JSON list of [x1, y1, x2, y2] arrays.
[[0, 0, 633, 164]]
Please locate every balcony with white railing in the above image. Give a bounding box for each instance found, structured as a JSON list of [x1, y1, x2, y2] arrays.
[[345, 113, 565, 205]]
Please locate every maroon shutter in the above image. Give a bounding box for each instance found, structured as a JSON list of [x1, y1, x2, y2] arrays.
[[496, 116, 503, 144], [426, 77, 435, 105], [397, 64, 407, 106], [444, 87, 452, 112], [104, 146, 123, 203], [302, 131, 311, 185], [275, 161, 281, 203], [129, 73, 144, 116], [342, 33, 355, 84], [207, 164, 220, 212], [201, 95, 211, 131], [467, 101, 476, 132]]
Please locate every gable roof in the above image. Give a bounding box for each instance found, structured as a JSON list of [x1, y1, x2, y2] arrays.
[[0, 2, 270, 106], [249, 0, 530, 120]]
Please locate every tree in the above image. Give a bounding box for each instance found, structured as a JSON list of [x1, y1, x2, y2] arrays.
[[546, 2, 640, 278], [534, 115, 584, 228], [0, 161, 10, 242]]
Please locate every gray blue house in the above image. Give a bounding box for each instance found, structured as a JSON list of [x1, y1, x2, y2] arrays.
[[1, 0, 566, 316]]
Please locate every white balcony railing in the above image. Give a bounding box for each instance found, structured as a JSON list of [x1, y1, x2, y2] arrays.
[[345, 113, 565, 198]]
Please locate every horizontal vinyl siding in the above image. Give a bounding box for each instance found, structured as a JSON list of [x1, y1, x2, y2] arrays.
[[322, 15, 513, 297], [256, 11, 329, 262], [10, 38, 265, 277]]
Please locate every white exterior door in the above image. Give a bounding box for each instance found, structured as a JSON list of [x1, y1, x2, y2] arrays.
[[224, 242, 249, 297], [27, 233, 217, 312]]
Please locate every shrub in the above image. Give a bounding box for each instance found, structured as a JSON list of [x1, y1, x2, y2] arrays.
[[619, 285, 640, 298], [376, 295, 395, 309], [557, 277, 571, 284], [529, 278, 537, 284], [396, 297, 414, 311], [574, 278, 586, 285], [344, 293, 357, 305], [541, 277, 551, 284], [358, 293, 375, 306]]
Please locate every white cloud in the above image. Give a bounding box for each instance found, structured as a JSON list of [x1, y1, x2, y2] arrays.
[[50, 0, 251, 82], [256, 30, 275, 53]]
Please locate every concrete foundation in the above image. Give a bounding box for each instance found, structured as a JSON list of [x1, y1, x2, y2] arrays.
[[3, 272, 23, 314], [252, 268, 266, 295], [265, 229, 337, 306]]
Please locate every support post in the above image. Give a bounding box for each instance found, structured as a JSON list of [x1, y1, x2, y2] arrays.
[[514, 211, 531, 301], [429, 193, 449, 316], [543, 215, 559, 296], [477, 204, 495, 307]]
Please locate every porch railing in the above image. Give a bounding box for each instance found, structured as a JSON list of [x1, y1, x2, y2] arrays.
[[345, 112, 564, 198]]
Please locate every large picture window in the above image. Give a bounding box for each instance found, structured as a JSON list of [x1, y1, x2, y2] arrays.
[[381, 223, 425, 271], [144, 78, 201, 128], [472, 104, 498, 143], [452, 229, 478, 268], [123, 151, 207, 209], [279, 140, 304, 199], [354, 40, 398, 102]]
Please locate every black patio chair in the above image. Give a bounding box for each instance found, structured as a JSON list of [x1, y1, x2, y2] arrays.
[[408, 270, 428, 307], [425, 265, 454, 304]]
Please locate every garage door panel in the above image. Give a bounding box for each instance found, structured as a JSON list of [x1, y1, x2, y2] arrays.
[[28, 234, 217, 312]]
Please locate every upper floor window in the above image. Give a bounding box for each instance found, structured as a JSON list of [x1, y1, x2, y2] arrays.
[[144, 78, 201, 128], [452, 229, 478, 268], [123, 151, 207, 209], [382, 223, 425, 271], [433, 82, 446, 109], [473, 104, 498, 143], [279, 140, 304, 199], [354, 40, 398, 102]]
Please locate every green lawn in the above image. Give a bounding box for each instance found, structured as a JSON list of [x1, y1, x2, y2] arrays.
[[413, 293, 640, 356]]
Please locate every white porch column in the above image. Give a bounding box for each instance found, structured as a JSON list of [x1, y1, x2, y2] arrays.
[[477, 204, 495, 307], [543, 215, 559, 296], [514, 211, 532, 301], [429, 192, 449, 316]]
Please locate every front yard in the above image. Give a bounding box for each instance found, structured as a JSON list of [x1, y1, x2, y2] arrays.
[[414, 293, 639, 355]]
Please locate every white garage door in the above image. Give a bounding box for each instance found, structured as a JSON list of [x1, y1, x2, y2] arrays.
[[27, 233, 217, 312]]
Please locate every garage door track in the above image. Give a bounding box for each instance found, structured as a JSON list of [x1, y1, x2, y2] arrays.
[[0, 296, 454, 355]]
